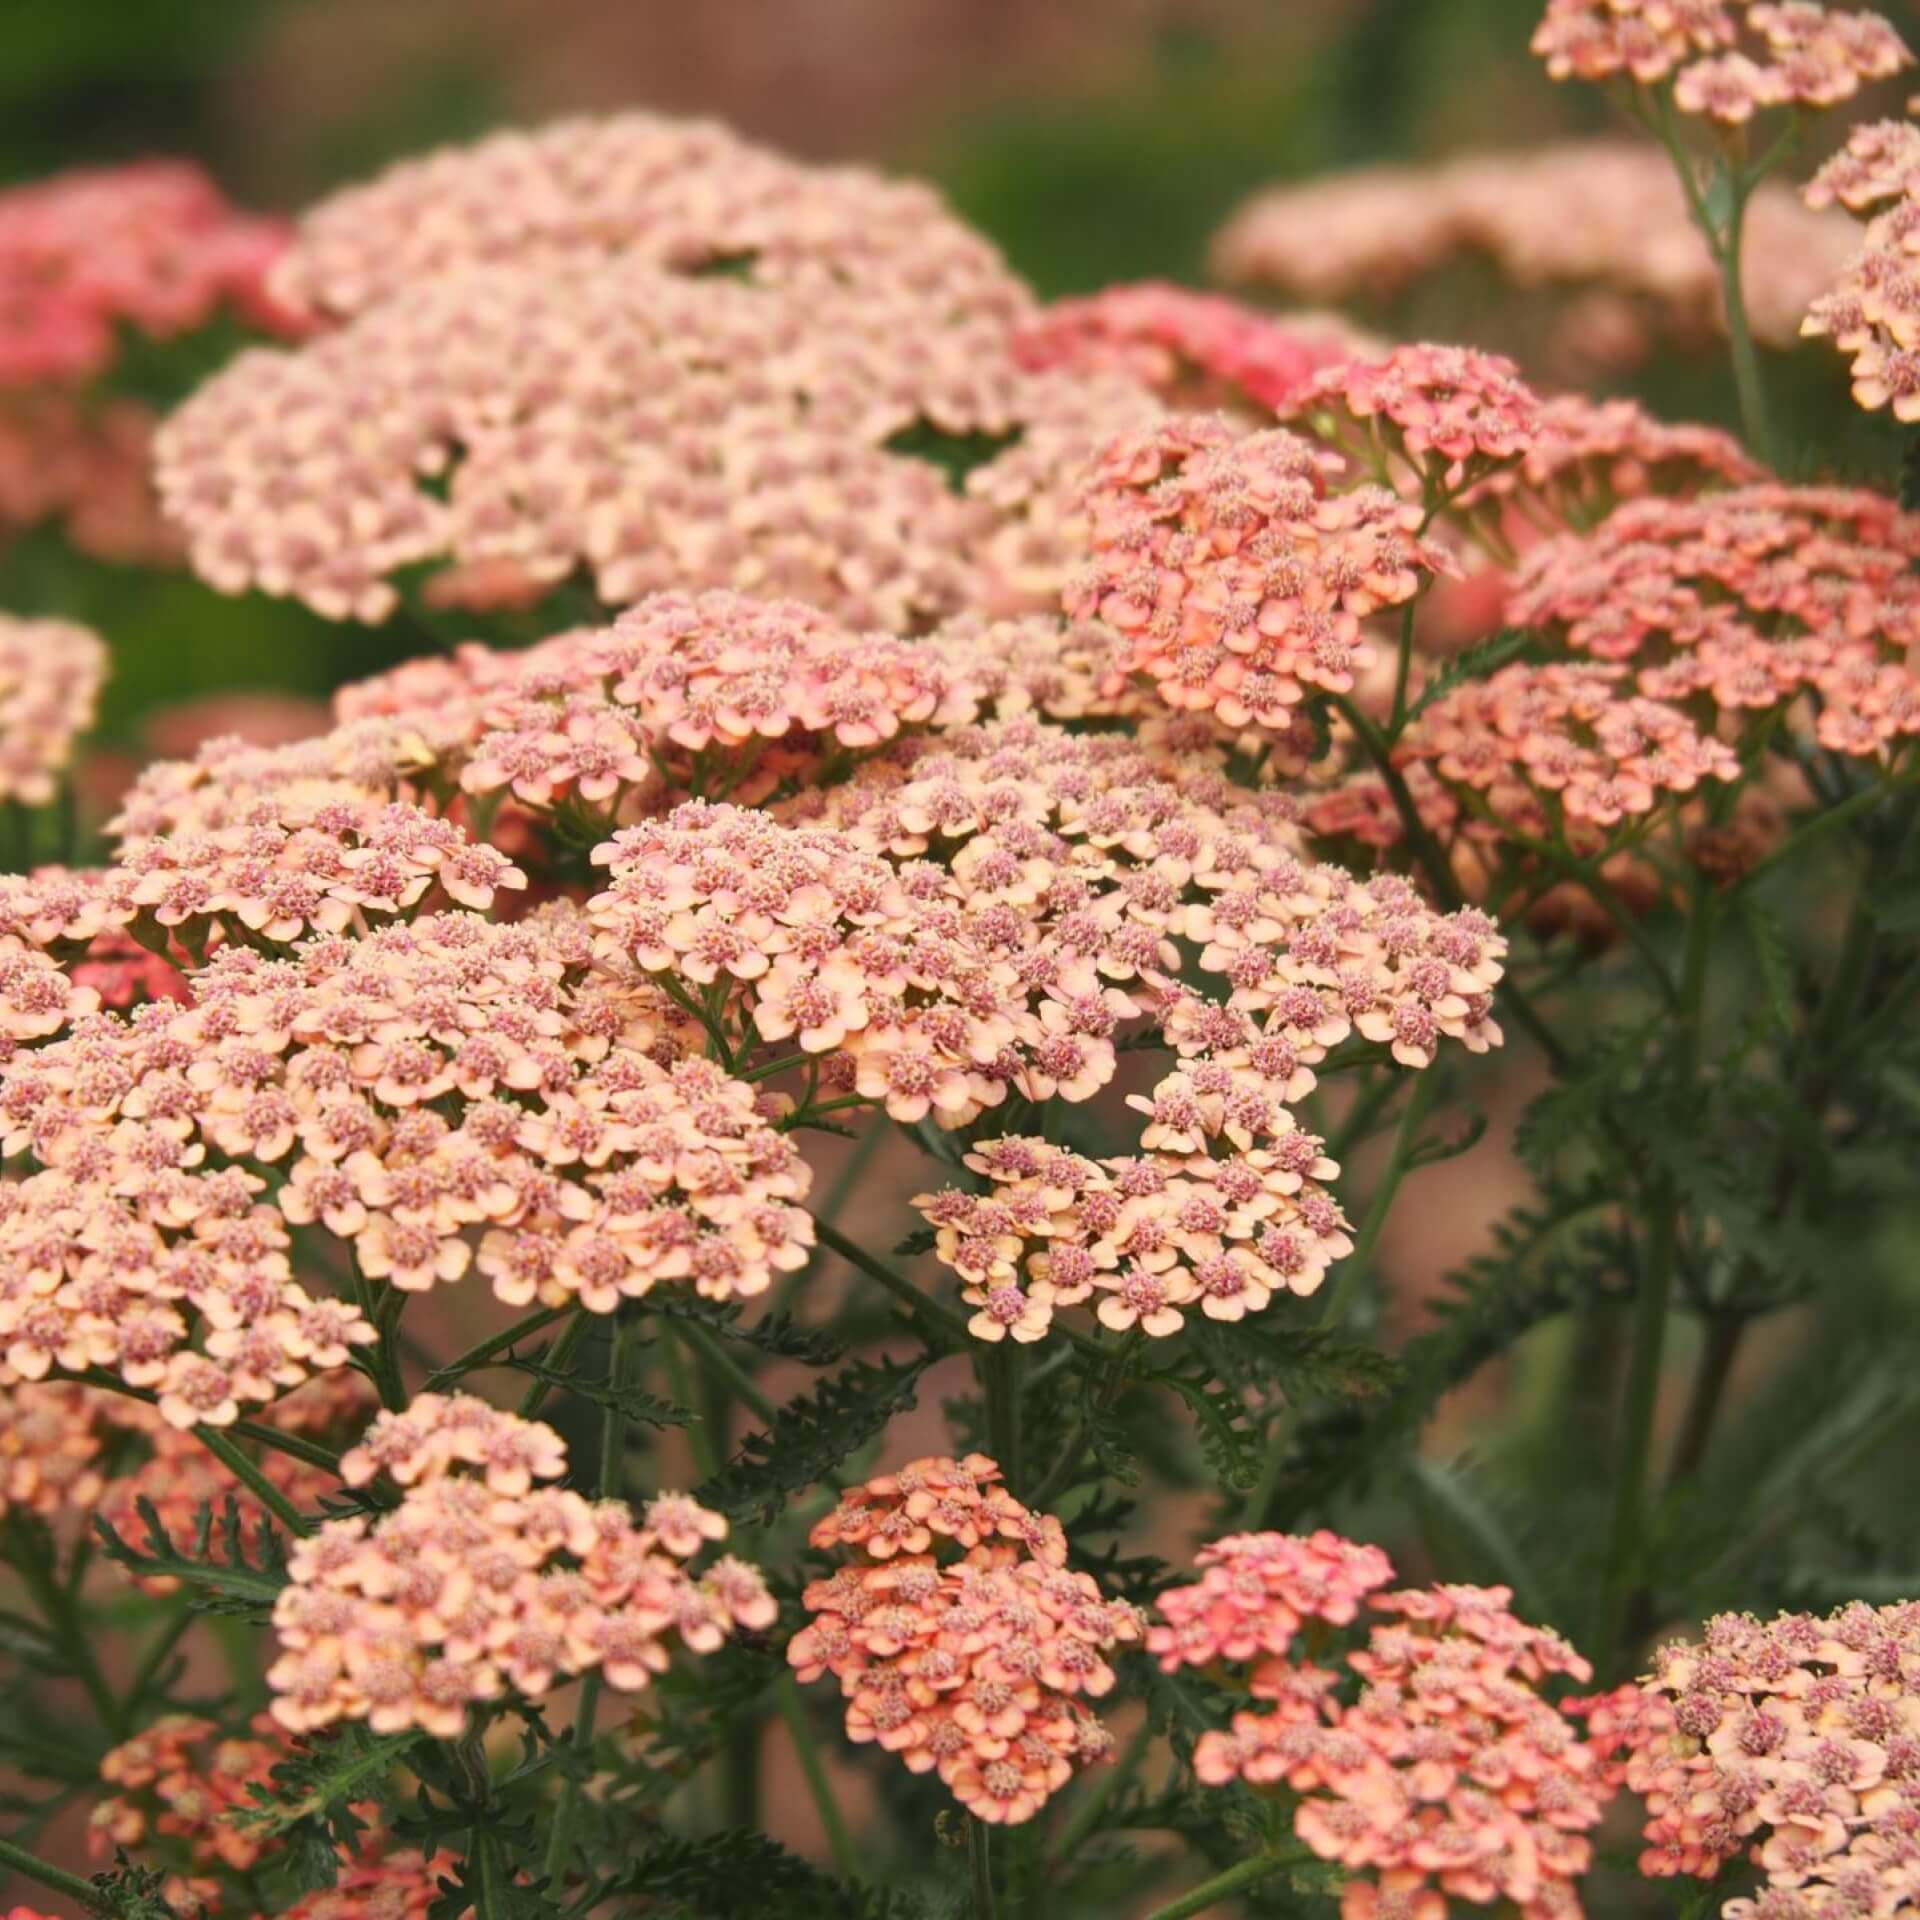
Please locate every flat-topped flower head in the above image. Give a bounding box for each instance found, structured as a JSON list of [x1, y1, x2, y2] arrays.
[[1164, 1541, 1609, 1920], [1508, 486, 1920, 757], [1574, 1598, 1920, 1909], [791, 1454, 1142, 1825], [270, 1402, 767, 1736], [1533, 0, 1909, 112], [268, 111, 1031, 327]]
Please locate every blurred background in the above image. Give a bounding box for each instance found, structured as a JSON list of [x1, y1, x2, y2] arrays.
[[13, 0, 1888, 757]]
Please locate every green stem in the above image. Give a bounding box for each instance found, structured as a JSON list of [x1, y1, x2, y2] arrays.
[[3, 1513, 125, 1737], [775, 1673, 860, 1884], [543, 1312, 635, 1891], [518, 1310, 592, 1419], [660, 1326, 720, 1480], [1240, 1069, 1441, 1528], [194, 1422, 313, 1536], [1666, 1313, 1744, 1488], [1591, 885, 1716, 1673], [969, 1816, 997, 1919], [1144, 1847, 1316, 1920], [424, 1303, 573, 1390], [673, 1316, 780, 1426], [125, 1602, 197, 1711], [984, 1343, 1024, 1493], [1388, 597, 1419, 738], [0, 1831, 109, 1912]]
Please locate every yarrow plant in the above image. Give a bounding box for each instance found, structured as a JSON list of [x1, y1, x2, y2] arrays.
[[1, 15, 1920, 1917]]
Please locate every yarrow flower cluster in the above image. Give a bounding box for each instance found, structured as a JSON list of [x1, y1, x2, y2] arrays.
[[1155, 1537, 1608, 1920], [1210, 140, 1853, 360], [1065, 416, 1454, 732], [0, 615, 106, 808], [155, 111, 1161, 629], [91, 1712, 284, 1915], [1012, 281, 1372, 415], [1577, 1600, 1920, 1920], [269, 1394, 772, 1737], [1283, 345, 1545, 494], [1531, 1, 1910, 117], [0, 160, 294, 387], [1508, 486, 1920, 757], [1803, 117, 1920, 421], [788, 1454, 1143, 1825]]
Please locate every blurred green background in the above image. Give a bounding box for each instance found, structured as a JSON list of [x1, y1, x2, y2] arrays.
[[0, 0, 1905, 751]]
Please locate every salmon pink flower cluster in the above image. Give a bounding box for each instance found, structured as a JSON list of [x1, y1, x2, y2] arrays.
[[1065, 416, 1454, 732], [0, 615, 106, 809], [1576, 1601, 1920, 1919], [1012, 281, 1372, 415], [1531, 1, 1910, 114], [788, 1454, 1143, 1825], [1398, 661, 1741, 839], [1284, 345, 1544, 495], [269, 1394, 773, 1737], [1156, 1539, 1608, 1920], [1508, 487, 1920, 757], [0, 161, 294, 387], [91, 1712, 285, 1915], [1210, 141, 1851, 361], [274, 1853, 441, 1920], [1803, 118, 1920, 422]]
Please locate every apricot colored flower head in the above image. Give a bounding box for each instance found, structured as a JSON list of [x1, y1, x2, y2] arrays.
[[269, 1395, 770, 1737], [1575, 1599, 1920, 1920], [0, 615, 106, 809], [1012, 281, 1372, 415], [1162, 1541, 1608, 1920], [790, 1454, 1143, 1825], [1533, 0, 1909, 112], [1065, 415, 1453, 733], [0, 160, 295, 387], [1803, 120, 1920, 423]]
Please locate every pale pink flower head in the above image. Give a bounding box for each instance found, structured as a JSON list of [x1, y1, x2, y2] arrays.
[[0, 616, 106, 808], [1148, 1529, 1397, 1672], [271, 1400, 762, 1737]]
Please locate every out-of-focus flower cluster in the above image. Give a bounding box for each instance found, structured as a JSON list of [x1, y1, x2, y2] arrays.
[[0, 614, 106, 808], [1155, 1536, 1607, 1920], [1012, 282, 1374, 416], [789, 1453, 1142, 1825], [156, 114, 1161, 627], [0, 161, 293, 388], [91, 1712, 283, 1916], [1532, 1, 1910, 120], [1804, 117, 1920, 421], [269, 1393, 772, 1737], [1211, 140, 1855, 362], [1064, 415, 1452, 732], [1577, 1600, 1920, 1920]]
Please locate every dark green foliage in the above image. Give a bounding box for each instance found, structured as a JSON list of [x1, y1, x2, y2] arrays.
[[93, 1495, 289, 1617], [698, 1355, 933, 1522]]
